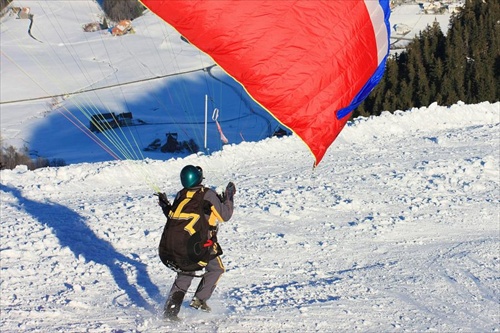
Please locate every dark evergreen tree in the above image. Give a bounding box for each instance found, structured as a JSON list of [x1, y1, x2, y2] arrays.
[[442, 20, 466, 104], [353, 0, 499, 119], [383, 54, 399, 111], [102, 0, 145, 22], [397, 80, 413, 110]]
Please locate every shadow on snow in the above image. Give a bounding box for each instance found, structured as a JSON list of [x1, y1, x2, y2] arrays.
[[1, 184, 162, 311], [28, 70, 279, 165]]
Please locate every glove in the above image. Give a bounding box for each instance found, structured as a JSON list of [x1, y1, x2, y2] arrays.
[[224, 182, 236, 202], [156, 192, 170, 209]]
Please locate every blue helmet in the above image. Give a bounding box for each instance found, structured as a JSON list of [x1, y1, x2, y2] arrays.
[[180, 165, 203, 188]]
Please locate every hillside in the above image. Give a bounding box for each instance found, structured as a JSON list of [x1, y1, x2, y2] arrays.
[[1, 2, 498, 332], [1, 0, 454, 164], [1, 101, 499, 332]]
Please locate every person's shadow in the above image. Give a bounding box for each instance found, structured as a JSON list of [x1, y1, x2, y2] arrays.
[[1, 184, 162, 310]]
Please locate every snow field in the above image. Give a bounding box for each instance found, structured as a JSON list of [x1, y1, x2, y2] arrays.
[[2, 102, 499, 332]]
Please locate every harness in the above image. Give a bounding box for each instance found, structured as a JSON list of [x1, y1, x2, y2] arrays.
[[159, 187, 218, 274]]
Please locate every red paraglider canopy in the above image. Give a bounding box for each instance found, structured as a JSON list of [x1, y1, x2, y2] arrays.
[[140, 0, 390, 166]]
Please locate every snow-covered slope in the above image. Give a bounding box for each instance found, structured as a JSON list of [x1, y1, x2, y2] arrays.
[[1, 1, 499, 332], [1, 0, 278, 163], [1, 1, 457, 164], [1, 101, 499, 332]]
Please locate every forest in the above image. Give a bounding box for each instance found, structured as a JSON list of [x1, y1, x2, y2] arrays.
[[354, 0, 499, 117]]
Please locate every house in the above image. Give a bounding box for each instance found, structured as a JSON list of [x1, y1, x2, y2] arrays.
[[394, 23, 412, 35], [89, 113, 117, 132], [116, 112, 133, 126], [11, 7, 31, 19], [448, 3, 463, 14], [89, 112, 134, 132], [83, 18, 107, 32], [111, 20, 132, 36], [83, 22, 102, 32]]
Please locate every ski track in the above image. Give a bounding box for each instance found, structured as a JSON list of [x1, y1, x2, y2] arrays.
[[1, 102, 499, 332]]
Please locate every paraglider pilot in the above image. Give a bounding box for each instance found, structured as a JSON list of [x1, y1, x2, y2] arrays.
[[156, 165, 235, 320]]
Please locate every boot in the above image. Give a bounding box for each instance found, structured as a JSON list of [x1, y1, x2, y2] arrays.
[[189, 297, 211, 312], [163, 290, 185, 320]]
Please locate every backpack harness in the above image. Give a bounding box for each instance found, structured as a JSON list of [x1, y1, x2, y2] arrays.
[[159, 187, 216, 276]]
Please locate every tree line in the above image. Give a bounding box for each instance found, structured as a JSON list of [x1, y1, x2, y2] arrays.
[[0, 143, 66, 171], [354, 0, 499, 118]]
